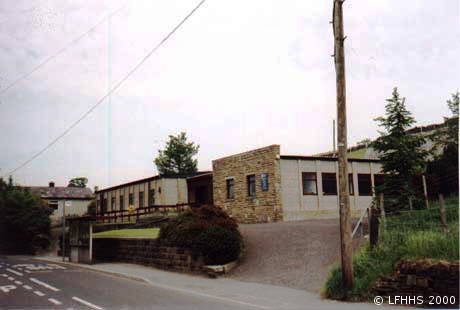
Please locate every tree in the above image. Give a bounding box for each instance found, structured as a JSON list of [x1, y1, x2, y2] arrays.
[[154, 132, 199, 175], [356, 138, 372, 146], [68, 177, 88, 188], [371, 88, 429, 210], [0, 177, 53, 254], [426, 92, 459, 196]]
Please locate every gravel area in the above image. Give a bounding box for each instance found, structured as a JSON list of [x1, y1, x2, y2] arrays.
[[228, 219, 364, 293]]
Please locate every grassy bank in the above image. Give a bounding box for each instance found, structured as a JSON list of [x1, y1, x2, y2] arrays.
[[93, 228, 160, 239], [322, 196, 459, 300]]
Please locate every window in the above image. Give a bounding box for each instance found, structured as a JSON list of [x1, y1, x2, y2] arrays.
[[149, 189, 155, 206], [102, 198, 108, 213], [96, 200, 100, 212], [322, 173, 337, 195], [111, 197, 116, 211], [260, 173, 269, 191], [226, 179, 235, 199], [302, 172, 318, 195], [139, 192, 144, 208], [348, 174, 354, 195], [119, 195, 124, 210], [128, 193, 134, 206], [358, 174, 372, 196], [247, 174, 256, 197], [48, 200, 58, 210], [374, 174, 384, 192]]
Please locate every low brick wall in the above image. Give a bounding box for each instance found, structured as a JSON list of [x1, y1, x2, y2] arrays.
[[372, 259, 459, 307], [93, 238, 204, 272]]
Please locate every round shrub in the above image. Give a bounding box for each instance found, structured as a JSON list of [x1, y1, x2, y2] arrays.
[[197, 226, 242, 265]]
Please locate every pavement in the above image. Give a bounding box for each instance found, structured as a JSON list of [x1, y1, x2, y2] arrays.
[[33, 255, 406, 310], [229, 219, 365, 293]]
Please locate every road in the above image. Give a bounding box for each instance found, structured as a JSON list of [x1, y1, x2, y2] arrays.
[[0, 256, 248, 310]]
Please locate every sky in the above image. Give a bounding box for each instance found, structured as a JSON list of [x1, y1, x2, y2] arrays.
[[0, 0, 459, 189]]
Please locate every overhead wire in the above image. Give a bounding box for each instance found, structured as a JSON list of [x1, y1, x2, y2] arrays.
[[3, 0, 207, 177]]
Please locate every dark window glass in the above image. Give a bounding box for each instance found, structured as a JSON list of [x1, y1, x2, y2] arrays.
[[96, 199, 100, 213], [129, 193, 134, 206], [226, 179, 235, 199], [102, 198, 107, 213], [111, 197, 115, 211], [358, 174, 372, 196], [149, 189, 155, 206], [120, 195, 124, 210], [48, 200, 58, 210], [247, 175, 256, 197], [322, 173, 337, 195], [349, 174, 354, 195], [302, 172, 318, 195], [374, 174, 384, 192], [139, 192, 144, 208]]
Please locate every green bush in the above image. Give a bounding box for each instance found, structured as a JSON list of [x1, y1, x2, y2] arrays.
[[197, 226, 242, 265], [160, 205, 242, 264]]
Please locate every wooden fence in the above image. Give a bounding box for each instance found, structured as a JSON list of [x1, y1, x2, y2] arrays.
[[95, 203, 200, 223]]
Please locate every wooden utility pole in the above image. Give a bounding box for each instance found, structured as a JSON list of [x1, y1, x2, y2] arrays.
[[333, 0, 353, 289], [438, 193, 448, 231]]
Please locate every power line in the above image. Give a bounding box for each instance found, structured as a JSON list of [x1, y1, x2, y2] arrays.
[[3, 0, 207, 178], [0, 4, 127, 99]]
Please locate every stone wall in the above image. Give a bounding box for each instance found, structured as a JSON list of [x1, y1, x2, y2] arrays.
[[372, 259, 459, 307], [93, 238, 204, 272], [212, 145, 283, 224]]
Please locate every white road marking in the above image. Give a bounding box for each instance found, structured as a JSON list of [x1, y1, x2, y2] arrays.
[[29, 278, 60, 292], [34, 290, 45, 297], [24, 270, 31, 273], [72, 297, 104, 310], [0, 285, 16, 293], [14, 281, 22, 285], [23, 285, 32, 290], [6, 268, 23, 276], [48, 298, 63, 305], [7, 277, 14, 281]]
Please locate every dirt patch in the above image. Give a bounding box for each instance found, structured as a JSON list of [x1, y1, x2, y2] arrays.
[[228, 219, 364, 293]]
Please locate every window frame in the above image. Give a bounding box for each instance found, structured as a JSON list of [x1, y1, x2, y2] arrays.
[[148, 189, 155, 206], [358, 174, 373, 196], [226, 179, 235, 200], [302, 172, 318, 195], [321, 173, 338, 195], [247, 174, 256, 197], [48, 200, 59, 210], [119, 195, 124, 210], [111, 196, 116, 211], [128, 193, 134, 206]]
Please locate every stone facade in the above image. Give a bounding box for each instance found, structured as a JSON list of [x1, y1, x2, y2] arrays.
[[212, 145, 283, 224], [372, 259, 459, 307], [93, 238, 204, 272]]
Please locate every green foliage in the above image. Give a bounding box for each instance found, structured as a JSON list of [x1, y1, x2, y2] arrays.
[[426, 92, 459, 196], [154, 132, 199, 175], [68, 177, 88, 188], [160, 205, 242, 265], [371, 87, 429, 210], [323, 198, 459, 301], [0, 177, 53, 254]]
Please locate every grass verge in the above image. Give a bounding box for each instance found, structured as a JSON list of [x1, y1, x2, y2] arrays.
[[322, 196, 459, 301]]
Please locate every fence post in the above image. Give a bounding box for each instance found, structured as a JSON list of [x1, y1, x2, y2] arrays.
[[379, 193, 385, 243], [408, 197, 413, 211], [422, 175, 429, 209], [369, 205, 380, 249], [438, 193, 448, 232]]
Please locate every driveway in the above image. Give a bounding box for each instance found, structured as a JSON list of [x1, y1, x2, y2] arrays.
[[228, 219, 364, 293]]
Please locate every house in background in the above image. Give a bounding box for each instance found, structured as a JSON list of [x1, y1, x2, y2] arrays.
[[27, 181, 94, 223], [95, 172, 211, 214], [212, 145, 383, 223]]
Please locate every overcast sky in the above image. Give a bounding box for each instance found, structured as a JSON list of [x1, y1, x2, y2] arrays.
[[0, 0, 459, 189]]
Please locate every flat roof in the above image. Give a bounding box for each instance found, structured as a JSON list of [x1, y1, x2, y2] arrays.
[[280, 155, 380, 163], [96, 171, 211, 194]]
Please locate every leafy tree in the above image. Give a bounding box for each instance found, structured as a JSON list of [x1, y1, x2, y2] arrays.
[[154, 132, 199, 175], [0, 177, 53, 254], [68, 177, 88, 188], [426, 92, 459, 196], [356, 138, 372, 146], [371, 88, 429, 210]]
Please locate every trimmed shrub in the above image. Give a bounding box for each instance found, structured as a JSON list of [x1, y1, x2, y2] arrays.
[[159, 205, 242, 264]]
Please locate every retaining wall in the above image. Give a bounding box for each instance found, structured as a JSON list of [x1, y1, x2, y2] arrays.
[[93, 238, 204, 272]]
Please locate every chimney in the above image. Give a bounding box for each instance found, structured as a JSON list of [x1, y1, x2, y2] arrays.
[[49, 181, 55, 188]]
